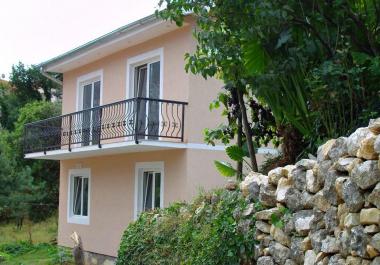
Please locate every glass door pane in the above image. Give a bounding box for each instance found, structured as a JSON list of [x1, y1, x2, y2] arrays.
[[135, 65, 147, 140], [82, 84, 92, 146], [148, 62, 160, 139], [92, 81, 101, 145]]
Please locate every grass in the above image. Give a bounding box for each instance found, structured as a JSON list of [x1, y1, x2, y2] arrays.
[[0, 215, 74, 265]]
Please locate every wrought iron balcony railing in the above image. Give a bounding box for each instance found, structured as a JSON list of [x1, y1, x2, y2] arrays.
[[24, 97, 188, 154]]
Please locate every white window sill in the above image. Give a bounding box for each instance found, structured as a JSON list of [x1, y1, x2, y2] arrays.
[[68, 215, 90, 225]]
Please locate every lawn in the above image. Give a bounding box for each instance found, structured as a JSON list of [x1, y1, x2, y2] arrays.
[[0, 215, 73, 265]]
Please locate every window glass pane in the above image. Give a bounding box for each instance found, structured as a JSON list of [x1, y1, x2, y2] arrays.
[[154, 173, 161, 208], [82, 84, 92, 109], [148, 62, 160, 99], [148, 61, 160, 139], [82, 178, 89, 216], [143, 172, 153, 211], [73, 177, 82, 215], [93, 81, 101, 107]]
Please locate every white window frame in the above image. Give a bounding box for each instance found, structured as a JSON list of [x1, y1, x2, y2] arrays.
[[67, 168, 91, 225], [126, 48, 164, 100], [76, 69, 104, 111], [126, 48, 164, 141], [134, 161, 164, 220]]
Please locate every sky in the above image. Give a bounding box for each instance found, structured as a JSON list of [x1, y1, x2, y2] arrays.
[[0, 0, 158, 79]]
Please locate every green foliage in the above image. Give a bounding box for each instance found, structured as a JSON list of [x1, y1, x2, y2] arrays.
[[0, 241, 73, 265], [0, 101, 61, 222], [214, 160, 236, 177], [117, 189, 257, 265]]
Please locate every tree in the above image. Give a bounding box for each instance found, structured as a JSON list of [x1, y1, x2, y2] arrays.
[[0, 101, 61, 223], [158, 1, 279, 174], [158, 0, 380, 167]]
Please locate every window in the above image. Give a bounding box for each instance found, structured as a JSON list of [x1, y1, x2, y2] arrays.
[[135, 162, 164, 219], [76, 70, 103, 146], [68, 168, 90, 225]]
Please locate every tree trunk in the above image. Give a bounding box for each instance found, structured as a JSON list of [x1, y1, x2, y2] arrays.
[[237, 113, 243, 180], [236, 88, 258, 172]]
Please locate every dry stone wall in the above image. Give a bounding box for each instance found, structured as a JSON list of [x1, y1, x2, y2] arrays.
[[238, 118, 380, 265]]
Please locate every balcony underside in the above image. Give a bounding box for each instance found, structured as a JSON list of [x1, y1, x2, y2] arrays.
[[25, 140, 189, 160]]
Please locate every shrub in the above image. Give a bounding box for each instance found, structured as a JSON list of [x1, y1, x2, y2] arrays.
[[117, 189, 257, 265]]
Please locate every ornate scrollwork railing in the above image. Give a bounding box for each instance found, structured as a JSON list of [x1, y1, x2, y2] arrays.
[[24, 97, 187, 154]]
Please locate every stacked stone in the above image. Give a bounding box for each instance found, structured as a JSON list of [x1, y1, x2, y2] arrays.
[[238, 118, 380, 265]]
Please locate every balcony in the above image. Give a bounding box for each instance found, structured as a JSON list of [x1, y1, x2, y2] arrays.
[[24, 97, 188, 159]]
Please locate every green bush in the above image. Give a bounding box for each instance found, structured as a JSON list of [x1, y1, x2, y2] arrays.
[[116, 189, 257, 265]]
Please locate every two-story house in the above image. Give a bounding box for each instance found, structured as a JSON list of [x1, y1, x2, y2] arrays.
[[23, 14, 269, 262]]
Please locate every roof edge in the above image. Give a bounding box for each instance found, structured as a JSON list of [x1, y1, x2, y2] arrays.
[[39, 13, 160, 71]]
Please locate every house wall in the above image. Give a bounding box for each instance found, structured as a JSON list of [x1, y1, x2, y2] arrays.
[[58, 149, 228, 257], [61, 22, 224, 145]]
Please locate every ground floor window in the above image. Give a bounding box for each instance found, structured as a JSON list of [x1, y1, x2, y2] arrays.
[[68, 168, 90, 225], [135, 162, 164, 219]]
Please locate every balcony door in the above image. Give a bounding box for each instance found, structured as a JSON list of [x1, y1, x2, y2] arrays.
[[80, 79, 101, 146], [134, 61, 160, 140]]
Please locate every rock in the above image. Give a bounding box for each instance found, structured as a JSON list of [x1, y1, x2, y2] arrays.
[[347, 127, 374, 156], [256, 256, 275, 265], [317, 139, 336, 162], [289, 167, 307, 191], [276, 177, 292, 203], [242, 203, 255, 217], [256, 208, 280, 220], [225, 180, 237, 191], [268, 167, 283, 185], [304, 250, 317, 265], [368, 182, 380, 208], [302, 191, 314, 209], [296, 159, 317, 170], [282, 165, 296, 177], [372, 233, 380, 252], [312, 190, 332, 212], [328, 254, 346, 265], [342, 179, 364, 212], [350, 226, 369, 258], [284, 259, 297, 265], [372, 257, 380, 265], [324, 207, 338, 233], [369, 118, 380, 134], [321, 236, 340, 253], [364, 225, 380, 234], [293, 210, 316, 236], [323, 169, 345, 205], [360, 209, 380, 225], [289, 237, 305, 263], [328, 137, 348, 161], [337, 203, 350, 228], [270, 225, 291, 247], [306, 169, 323, 193], [268, 242, 290, 264], [240, 172, 268, 198], [335, 177, 348, 201], [351, 160, 380, 190], [284, 187, 303, 211], [337, 229, 351, 257], [375, 136, 380, 154], [344, 213, 360, 229], [357, 134, 378, 160], [334, 157, 362, 173], [259, 184, 277, 207], [256, 221, 271, 234], [366, 244, 379, 258], [346, 256, 363, 265], [310, 229, 328, 253]]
